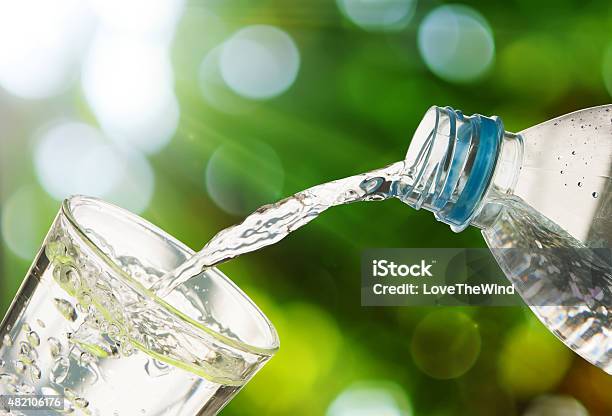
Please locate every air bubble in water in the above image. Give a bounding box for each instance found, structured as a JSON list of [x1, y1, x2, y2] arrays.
[[48, 337, 62, 357], [17, 382, 35, 395], [50, 357, 70, 384], [53, 298, 77, 322], [79, 352, 94, 367], [64, 387, 77, 401], [22, 323, 31, 333], [592, 192, 599, 198], [0, 359, 5, 368], [0, 373, 17, 384], [577, 182, 583, 187], [74, 397, 89, 409], [144, 358, 172, 377], [27, 331, 40, 347], [30, 364, 41, 381], [14, 360, 26, 374]]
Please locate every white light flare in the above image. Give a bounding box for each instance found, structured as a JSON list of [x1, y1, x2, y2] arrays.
[[82, 32, 180, 154], [0, 0, 95, 99]]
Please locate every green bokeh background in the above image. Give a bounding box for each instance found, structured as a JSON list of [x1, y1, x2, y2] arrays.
[[1, 1, 612, 415]]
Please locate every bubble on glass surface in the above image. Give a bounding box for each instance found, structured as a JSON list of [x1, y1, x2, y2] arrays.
[[524, 395, 588, 416], [336, 0, 416, 32], [411, 310, 481, 379], [82, 31, 179, 154], [205, 140, 284, 215], [326, 381, 411, 416], [87, 0, 184, 44], [198, 45, 253, 114], [498, 321, 571, 398], [1, 186, 54, 260], [418, 5, 494, 83], [220, 25, 300, 100], [0, 0, 94, 98]]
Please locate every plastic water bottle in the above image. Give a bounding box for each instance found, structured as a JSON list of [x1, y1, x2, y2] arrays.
[[396, 105, 611, 374]]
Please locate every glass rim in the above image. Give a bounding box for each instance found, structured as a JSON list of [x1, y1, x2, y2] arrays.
[[61, 195, 280, 356]]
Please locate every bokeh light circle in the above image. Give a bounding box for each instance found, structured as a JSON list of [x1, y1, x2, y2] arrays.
[[0, 0, 94, 98], [326, 381, 411, 416], [418, 5, 494, 83], [34, 121, 155, 213], [239, 303, 342, 412], [498, 321, 571, 398], [103, 149, 155, 214], [34, 122, 122, 200], [205, 140, 284, 216], [87, 0, 185, 44], [337, 0, 416, 32], [499, 36, 570, 103], [198, 45, 252, 114], [411, 310, 481, 379], [523, 395, 588, 416], [1, 186, 53, 260], [220, 25, 300, 100], [82, 31, 180, 154], [601, 43, 612, 98]]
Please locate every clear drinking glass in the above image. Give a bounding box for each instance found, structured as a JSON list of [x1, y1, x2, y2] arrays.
[[0, 196, 279, 415]]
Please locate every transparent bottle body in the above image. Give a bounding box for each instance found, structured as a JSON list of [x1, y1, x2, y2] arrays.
[[479, 105, 611, 373], [399, 105, 611, 374]]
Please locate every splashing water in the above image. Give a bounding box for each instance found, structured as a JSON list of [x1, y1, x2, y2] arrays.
[[152, 161, 407, 296]]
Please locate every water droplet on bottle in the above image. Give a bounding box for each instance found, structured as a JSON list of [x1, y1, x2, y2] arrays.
[[50, 357, 70, 384], [560, 170, 564, 174], [592, 192, 599, 198], [0, 359, 5, 368], [571, 150, 576, 155], [1, 334, 11, 347], [22, 323, 31, 333], [577, 182, 583, 187], [36, 319, 46, 328], [27, 331, 40, 347], [48, 337, 62, 357], [53, 298, 77, 322]]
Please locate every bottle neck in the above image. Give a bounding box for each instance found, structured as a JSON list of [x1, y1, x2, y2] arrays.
[[395, 106, 523, 232]]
